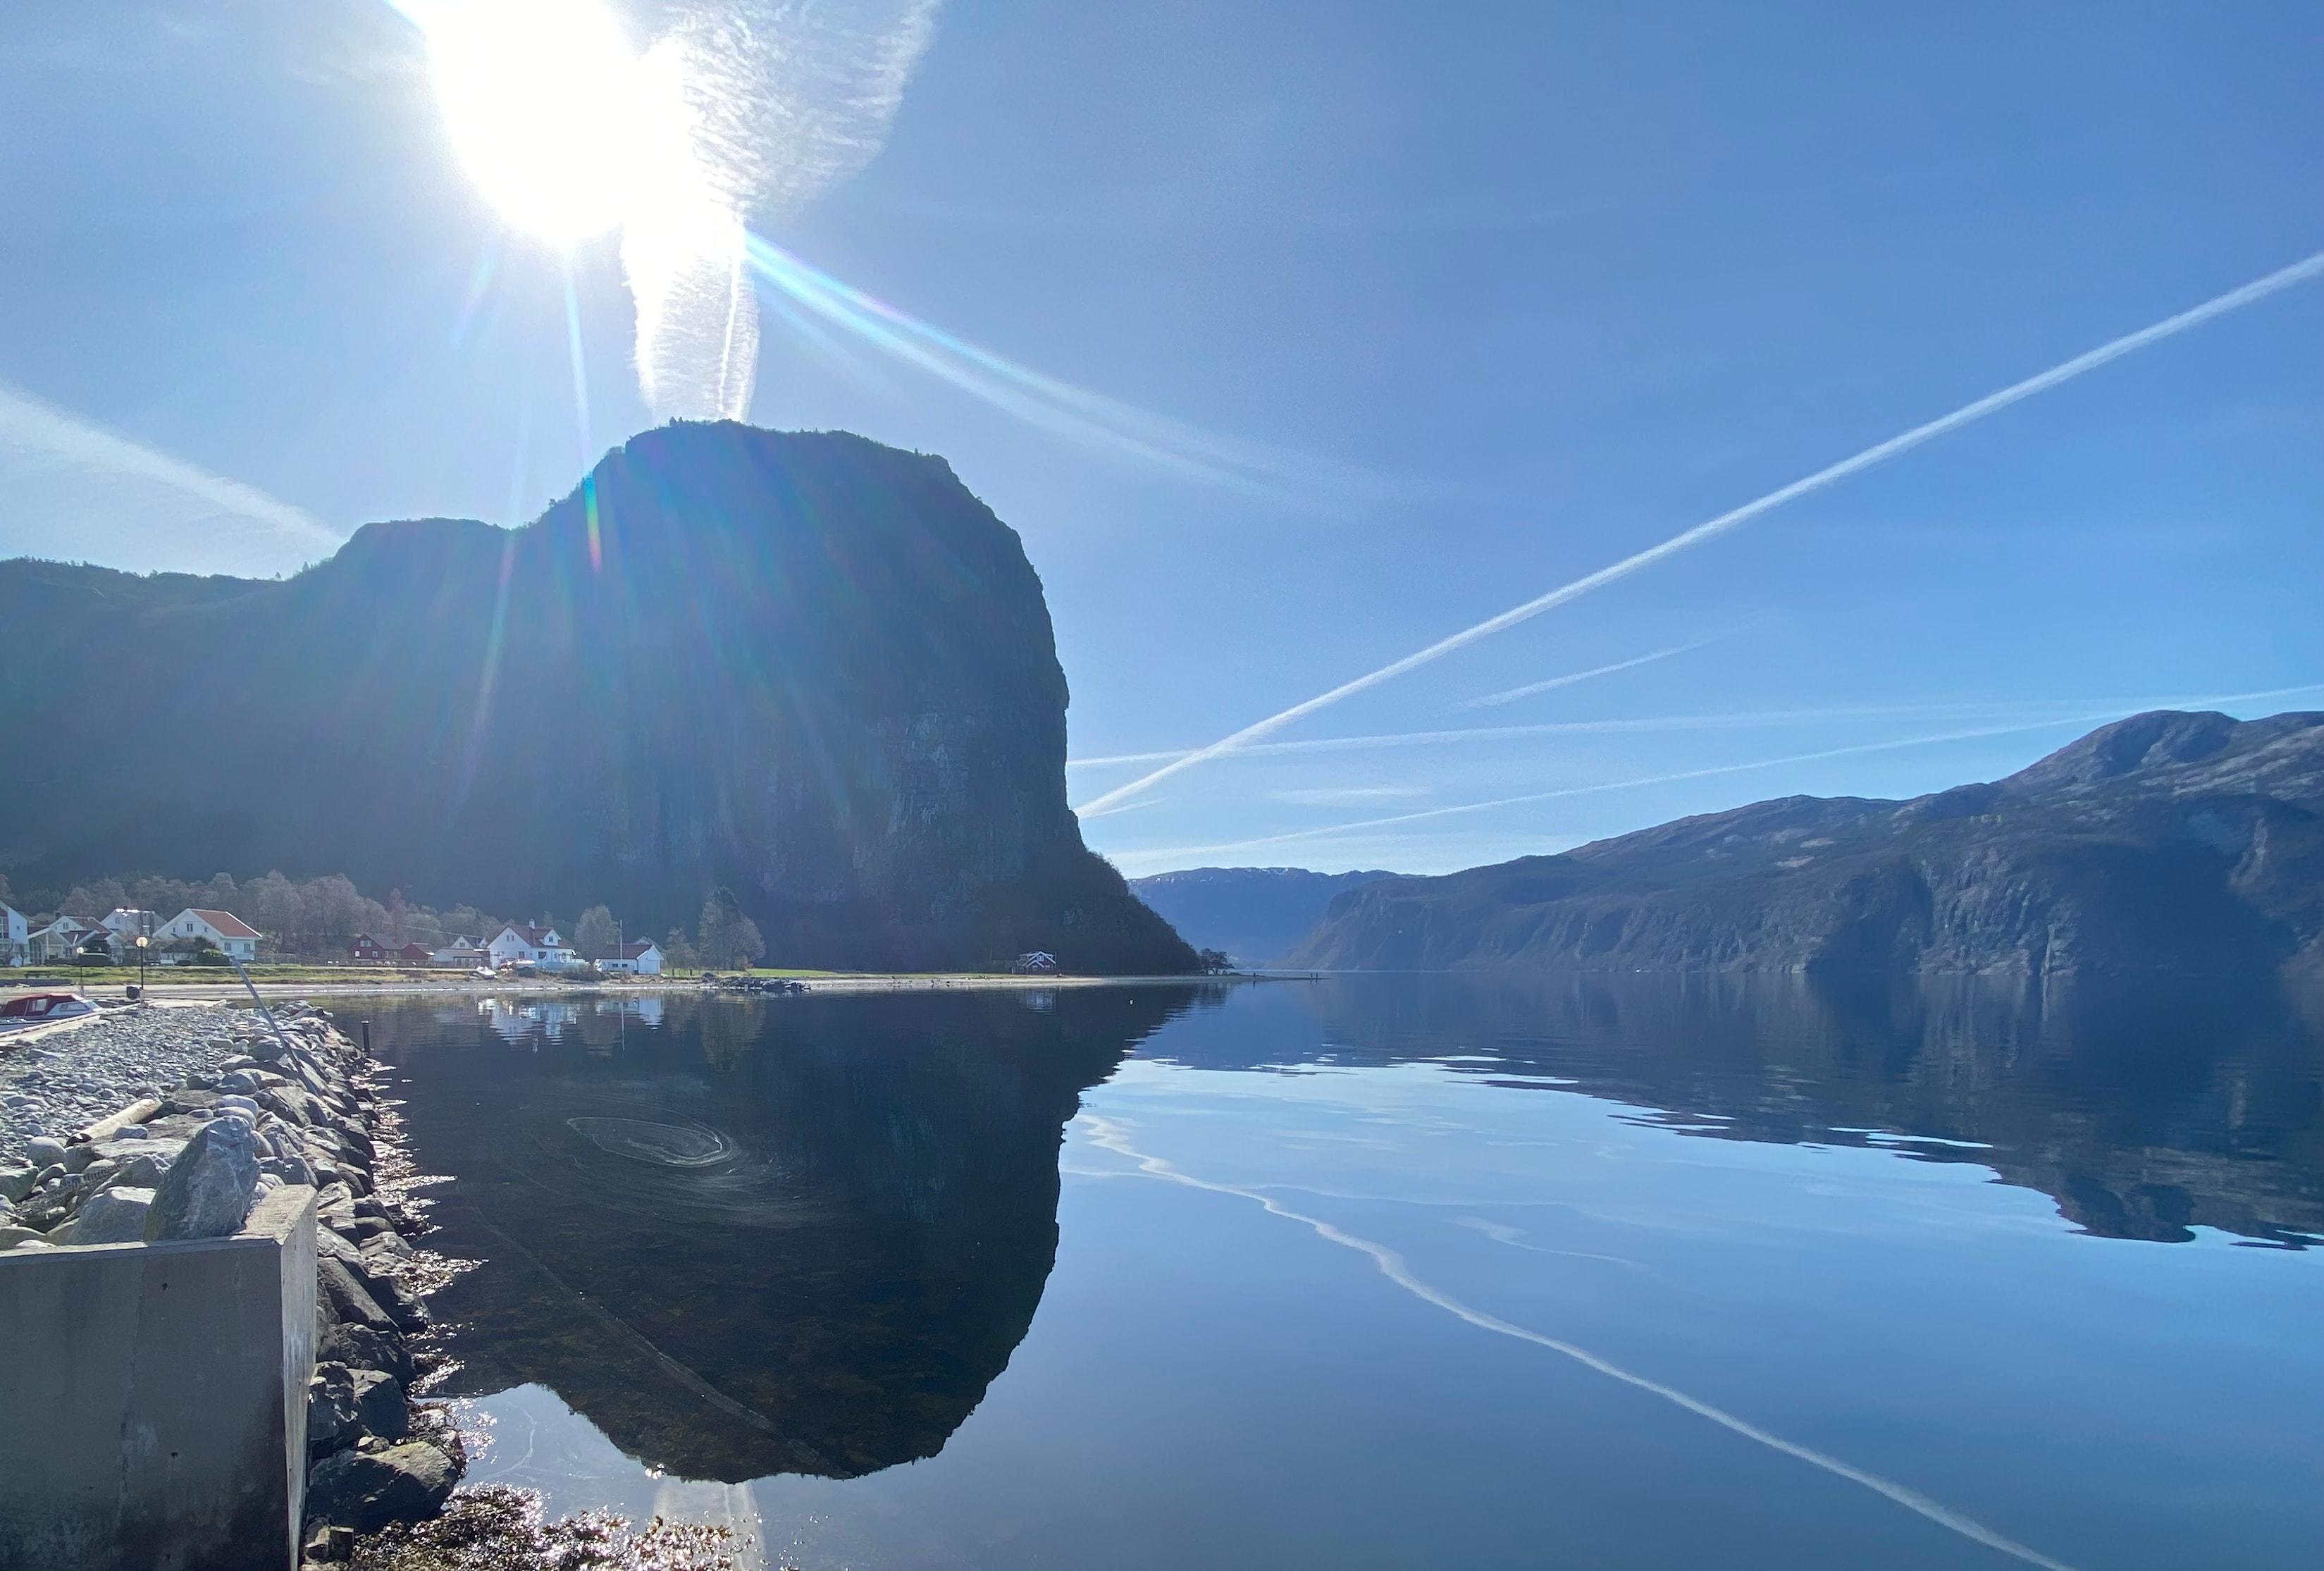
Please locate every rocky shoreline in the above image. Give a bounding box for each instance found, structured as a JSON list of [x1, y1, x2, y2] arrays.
[[0, 1002, 469, 1566]]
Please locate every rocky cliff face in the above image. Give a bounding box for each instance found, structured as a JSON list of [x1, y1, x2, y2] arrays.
[[0, 424, 1192, 973], [1290, 710, 2324, 978]]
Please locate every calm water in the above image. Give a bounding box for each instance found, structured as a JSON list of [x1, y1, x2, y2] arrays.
[[363, 975, 2324, 1571]]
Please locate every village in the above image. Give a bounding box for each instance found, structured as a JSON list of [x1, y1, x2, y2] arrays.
[[0, 904, 665, 978]]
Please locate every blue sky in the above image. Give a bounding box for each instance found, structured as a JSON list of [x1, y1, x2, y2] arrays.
[[4, 1, 2320, 876]]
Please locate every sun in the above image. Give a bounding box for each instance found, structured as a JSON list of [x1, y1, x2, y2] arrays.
[[416, 0, 653, 245]]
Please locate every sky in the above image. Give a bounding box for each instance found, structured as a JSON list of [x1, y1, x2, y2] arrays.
[[4, 1, 2321, 877]]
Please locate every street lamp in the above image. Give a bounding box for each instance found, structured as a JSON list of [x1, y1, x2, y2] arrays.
[[134, 930, 149, 999]]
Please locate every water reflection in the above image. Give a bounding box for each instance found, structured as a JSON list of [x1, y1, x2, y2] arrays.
[[378, 987, 1209, 1481], [1158, 972, 2324, 1247]]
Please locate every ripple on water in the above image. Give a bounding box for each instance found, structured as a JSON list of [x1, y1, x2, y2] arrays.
[[564, 1116, 736, 1169]]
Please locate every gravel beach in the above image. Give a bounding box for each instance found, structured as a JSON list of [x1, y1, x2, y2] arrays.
[[0, 1005, 252, 1164]]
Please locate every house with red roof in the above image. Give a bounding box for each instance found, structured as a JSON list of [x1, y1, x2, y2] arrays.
[[158, 907, 261, 963]]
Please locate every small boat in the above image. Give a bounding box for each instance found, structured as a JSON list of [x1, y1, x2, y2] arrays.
[[0, 991, 97, 1025]]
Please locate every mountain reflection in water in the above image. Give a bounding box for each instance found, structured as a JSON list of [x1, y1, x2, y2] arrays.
[[369, 969, 2324, 1544], [1212, 971, 2324, 1248], [377, 987, 1210, 1481]]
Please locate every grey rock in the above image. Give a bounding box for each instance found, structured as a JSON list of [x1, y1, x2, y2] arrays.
[[261, 1154, 317, 1188], [359, 1231, 413, 1264], [70, 1186, 154, 1245], [302, 1440, 456, 1533], [25, 1137, 66, 1170], [0, 1224, 51, 1250], [142, 1114, 260, 1240], [109, 1152, 173, 1190], [61, 1143, 97, 1173], [315, 1320, 414, 1385], [319, 1257, 398, 1335], [0, 1166, 35, 1203], [307, 1362, 408, 1459], [348, 1257, 430, 1333]]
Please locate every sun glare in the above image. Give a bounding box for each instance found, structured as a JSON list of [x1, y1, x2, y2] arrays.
[[419, 0, 652, 244]]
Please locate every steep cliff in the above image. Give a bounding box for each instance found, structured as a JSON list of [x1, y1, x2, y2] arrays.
[[0, 423, 1193, 973], [1290, 710, 2324, 978]]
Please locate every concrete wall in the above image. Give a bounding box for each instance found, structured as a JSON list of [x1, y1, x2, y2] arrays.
[[0, 1186, 317, 1571]]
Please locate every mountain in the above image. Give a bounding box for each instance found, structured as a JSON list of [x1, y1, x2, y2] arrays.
[[0, 423, 1194, 974], [1128, 866, 1400, 964], [1290, 710, 2324, 978]]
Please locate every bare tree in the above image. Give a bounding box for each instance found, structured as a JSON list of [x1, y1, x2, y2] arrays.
[[575, 905, 621, 959]]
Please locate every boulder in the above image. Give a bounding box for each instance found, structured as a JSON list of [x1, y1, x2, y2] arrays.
[[302, 1441, 455, 1534], [349, 1259, 431, 1333], [0, 1166, 35, 1203], [0, 1225, 51, 1250], [93, 1135, 185, 1169], [24, 1137, 67, 1171], [61, 1144, 97, 1174], [142, 1114, 260, 1240], [261, 1154, 317, 1188], [307, 1362, 409, 1459], [70, 1186, 155, 1245], [106, 1152, 174, 1190], [316, 1319, 414, 1385], [319, 1258, 398, 1335]]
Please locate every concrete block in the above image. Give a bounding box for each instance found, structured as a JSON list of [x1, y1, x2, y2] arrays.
[[0, 1185, 317, 1571]]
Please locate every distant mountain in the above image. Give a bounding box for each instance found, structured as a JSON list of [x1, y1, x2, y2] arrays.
[[1130, 866, 1400, 964], [1290, 710, 2324, 978], [0, 424, 1194, 975]]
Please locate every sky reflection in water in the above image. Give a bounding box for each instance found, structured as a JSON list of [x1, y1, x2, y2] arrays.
[[369, 975, 2324, 1571]]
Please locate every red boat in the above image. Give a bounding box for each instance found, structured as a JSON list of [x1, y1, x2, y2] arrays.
[[0, 992, 95, 1023]]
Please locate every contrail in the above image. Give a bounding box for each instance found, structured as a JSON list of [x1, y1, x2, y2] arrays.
[[1072, 248, 2324, 818], [0, 381, 337, 554], [1070, 698, 2075, 774], [1103, 682, 2324, 863], [1459, 631, 1738, 710], [1079, 1115, 2083, 1571]]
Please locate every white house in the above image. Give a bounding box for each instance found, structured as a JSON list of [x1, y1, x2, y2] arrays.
[[486, 923, 580, 971], [430, 935, 487, 968], [96, 908, 159, 958], [1, 904, 27, 966], [157, 908, 261, 963], [26, 916, 92, 964], [597, 940, 663, 976]]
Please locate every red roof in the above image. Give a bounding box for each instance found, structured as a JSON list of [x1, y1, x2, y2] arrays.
[[186, 908, 260, 940]]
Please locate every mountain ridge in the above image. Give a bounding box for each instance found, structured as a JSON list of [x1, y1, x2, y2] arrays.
[[1290, 710, 2324, 977], [1127, 866, 1399, 965]]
